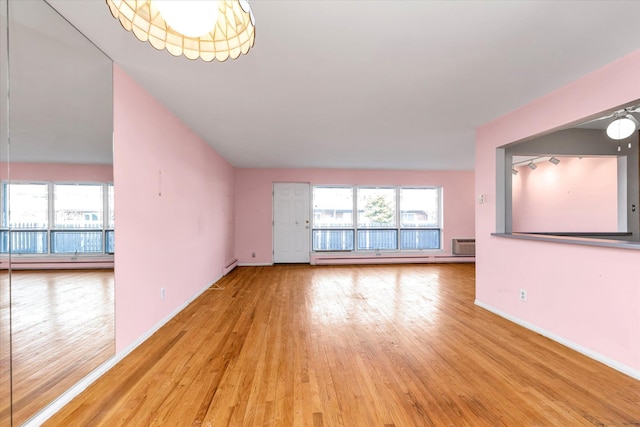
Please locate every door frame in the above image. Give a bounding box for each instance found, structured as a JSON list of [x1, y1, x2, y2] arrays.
[[272, 182, 311, 263]]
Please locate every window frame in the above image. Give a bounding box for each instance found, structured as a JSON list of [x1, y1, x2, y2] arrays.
[[397, 186, 442, 250], [311, 185, 355, 251], [311, 185, 443, 252], [0, 180, 114, 256]]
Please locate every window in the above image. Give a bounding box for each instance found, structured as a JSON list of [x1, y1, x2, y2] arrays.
[[52, 184, 104, 254], [357, 188, 397, 249], [1, 183, 48, 253], [312, 187, 354, 250], [106, 184, 115, 253], [54, 184, 103, 229], [312, 186, 442, 251], [4, 183, 48, 228], [0, 181, 114, 255], [357, 188, 396, 228], [107, 184, 115, 229], [399, 188, 440, 250]]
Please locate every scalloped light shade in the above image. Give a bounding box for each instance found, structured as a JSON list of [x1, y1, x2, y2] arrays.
[[105, 0, 255, 62]]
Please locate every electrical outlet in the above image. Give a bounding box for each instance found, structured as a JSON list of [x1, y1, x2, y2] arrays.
[[160, 287, 166, 300], [519, 289, 527, 302]]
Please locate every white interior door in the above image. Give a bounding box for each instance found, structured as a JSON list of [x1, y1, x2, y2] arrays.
[[273, 183, 310, 263]]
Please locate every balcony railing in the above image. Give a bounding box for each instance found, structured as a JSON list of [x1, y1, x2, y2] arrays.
[[313, 228, 440, 251], [313, 229, 354, 251], [0, 225, 114, 254]]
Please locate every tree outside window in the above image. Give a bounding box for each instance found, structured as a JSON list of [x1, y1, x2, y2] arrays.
[[358, 188, 396, 228]]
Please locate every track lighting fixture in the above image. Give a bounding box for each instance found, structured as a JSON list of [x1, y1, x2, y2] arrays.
[[549, 157, 560, 165]]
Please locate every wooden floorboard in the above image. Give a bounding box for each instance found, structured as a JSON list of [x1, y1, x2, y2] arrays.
[[2, 269, 114, 425], [45, 264, 640, 426]]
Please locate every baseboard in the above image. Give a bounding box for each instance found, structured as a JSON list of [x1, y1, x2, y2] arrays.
[[24, 274, 223, 426], [475, 300, 640, 381], [312, 255, 475, 265], [237, 259, 475, 267]]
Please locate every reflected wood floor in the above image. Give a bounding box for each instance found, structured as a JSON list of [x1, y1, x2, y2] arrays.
[[47, 264, 640, 426], [2, 269, 114, 425]]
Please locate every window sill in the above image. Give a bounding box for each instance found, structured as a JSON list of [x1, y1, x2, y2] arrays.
[[491, 232, 640, 250]]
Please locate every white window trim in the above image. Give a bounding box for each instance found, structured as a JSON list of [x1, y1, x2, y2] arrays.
[[311, 185, 443, 252]]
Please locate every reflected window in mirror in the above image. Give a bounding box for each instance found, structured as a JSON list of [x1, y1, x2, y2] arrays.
[[0, 181, 114, 255]]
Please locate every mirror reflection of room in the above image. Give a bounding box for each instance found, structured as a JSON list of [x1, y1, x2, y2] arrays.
[[0, 1, 9, 424], [1, 0, 115, 424]]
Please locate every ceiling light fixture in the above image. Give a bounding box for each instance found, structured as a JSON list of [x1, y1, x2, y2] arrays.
[[154, 1, 220, 38], [528, 162, 537, 170], [105, 0, 256, 62], [606, 114, 638, 140], [549, 157, 560, 165], [512, 168, 518, 175]]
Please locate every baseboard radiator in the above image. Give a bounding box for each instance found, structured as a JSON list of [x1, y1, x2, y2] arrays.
[[222, 259, 238, 276], [452, 238, 475, 256]]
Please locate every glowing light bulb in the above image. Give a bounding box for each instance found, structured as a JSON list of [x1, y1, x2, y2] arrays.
[[606, 115, 638, 140], [154, 0, 220, 38]]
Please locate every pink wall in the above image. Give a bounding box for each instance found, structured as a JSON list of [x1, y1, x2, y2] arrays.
[[476, 50, 640, 374], [113, 66, 235, 352], [235, 168, 475, 264], [2, 162, 113, 182], [512, 157, 618, 232]]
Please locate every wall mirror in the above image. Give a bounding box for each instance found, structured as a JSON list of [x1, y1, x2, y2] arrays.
[[0, 2, 10, 424], [0, 0, 114, 424], [498, 101, 640, 241]]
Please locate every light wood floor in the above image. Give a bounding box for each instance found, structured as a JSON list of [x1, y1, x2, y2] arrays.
[[1, 269, 114, 425], [46, 264, 640, 426]]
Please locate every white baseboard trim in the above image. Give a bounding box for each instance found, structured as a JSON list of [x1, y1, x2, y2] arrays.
[[475, 300, 640, 381], [24, 274, 223, 426], [238, 262, 273, 267]]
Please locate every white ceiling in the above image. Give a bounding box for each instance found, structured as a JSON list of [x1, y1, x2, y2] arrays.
[[46, 0, 640, 171], [7, 0, 113, 164]]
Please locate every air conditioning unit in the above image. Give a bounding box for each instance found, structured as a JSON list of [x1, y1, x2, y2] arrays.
[[452, 238, 475, 256]]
